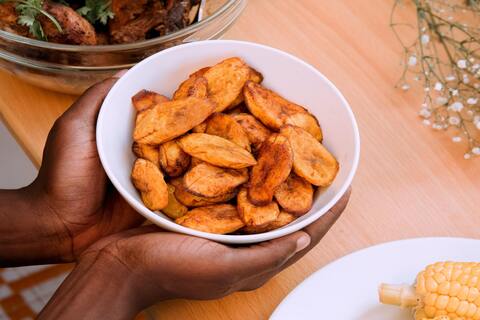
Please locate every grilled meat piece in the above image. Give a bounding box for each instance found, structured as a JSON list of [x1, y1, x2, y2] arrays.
[[0, 3, 29, 37], [110, 1, 167, 44], [40, 1, 97, 45]]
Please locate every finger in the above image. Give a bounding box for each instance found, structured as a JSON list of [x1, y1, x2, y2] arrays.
[[279, 188, 352, 270], [237, 189, 352, 291], [63, 77, 118, 124], [227, 231, 311, 278]]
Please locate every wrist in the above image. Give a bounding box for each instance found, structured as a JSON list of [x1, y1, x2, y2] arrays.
[[39, 250, 146, 320], [0, 185, 71, 266]]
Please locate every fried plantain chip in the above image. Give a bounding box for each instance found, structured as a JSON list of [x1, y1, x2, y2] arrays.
[[284, 112, 323, 141], [189, 157, 203, 169], [132, 142, 159, 167], [192, 122, 207, 133], [228, 67, 264, 109], [231, 113, 271, 151], [183, 162, 248, 198], [280, 125, 339, 187], [131, 158, 168, 210], [241, 211, 295, 234], [133, 97, 215, 145], [248, 133, 293, 206], [237, 188, 279, 227], [175, 204, 245, 234], [274, 174, 313, 216], [170, 178, 237, 207], [205, 113, 251, 151], [178, 133, 257, 169], [227, 103, 249, 115], [244, 81, 323, 140], [131, 89, 170, 112], [173, 67, 210, 100], [159, 140, 191, 177], [203, 57, 251, 112], [162, 184, 188, 219]]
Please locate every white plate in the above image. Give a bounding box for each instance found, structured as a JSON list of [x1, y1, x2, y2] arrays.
[[271, 237, 480, 320]]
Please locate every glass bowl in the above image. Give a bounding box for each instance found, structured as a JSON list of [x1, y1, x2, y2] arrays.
[[0, 0, 246, 95]]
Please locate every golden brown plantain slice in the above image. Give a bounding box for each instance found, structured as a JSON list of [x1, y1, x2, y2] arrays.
[[280, 125, 339, 187], [132, 89, 169, 112], [178, 133, 257, 169], [284, 112, 323, 141], [132, 142, 159, 167], [173, 67, 210, 100], [170, 178, 237, 207], [133, 97, 215, 145], [184, 162, 248, 198], [241, 211, 296, 234], [228, 67, 264, 109], [248, 133, 293, 206], [274, 174, 314, 216], [227, 103, 249, 115], [175, 204, 245, 234], [244, 81, 323, 140], [231, 113, 271, 151], [131, 158, 168, 210], [203, 57, 251, 112], [205, 113, 251, 152], [162, 184, 188, 219], [158, 140, 190, 177], [237, 188, 279, 227], [189, 157, 203, 169], [192, 122, 207, 133]]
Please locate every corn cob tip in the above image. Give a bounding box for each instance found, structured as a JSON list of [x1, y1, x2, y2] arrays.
[[378, 283, 418, 308]]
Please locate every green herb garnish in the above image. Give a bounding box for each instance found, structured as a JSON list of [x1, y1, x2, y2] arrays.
[[77, 0, 114, 25], [0, 0, 63, 40]]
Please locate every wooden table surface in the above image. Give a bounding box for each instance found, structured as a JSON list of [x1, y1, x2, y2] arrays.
[[1, 0, 480, 319]]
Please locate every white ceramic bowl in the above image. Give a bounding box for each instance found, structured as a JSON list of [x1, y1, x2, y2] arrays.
[[97, 40, 360, 244]]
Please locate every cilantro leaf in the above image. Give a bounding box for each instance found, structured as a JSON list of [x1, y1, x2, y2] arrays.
[[77, 0, 114, 25]]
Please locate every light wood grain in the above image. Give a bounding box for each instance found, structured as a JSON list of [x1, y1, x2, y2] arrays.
[[1, 0, 480, 319]]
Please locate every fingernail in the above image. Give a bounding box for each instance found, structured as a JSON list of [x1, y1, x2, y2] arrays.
[[295, 234, 311, 253], [113, 69, 128, 78]]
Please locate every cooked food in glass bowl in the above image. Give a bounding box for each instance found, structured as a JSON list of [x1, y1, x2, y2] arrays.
[[0, 0, 246, 94]]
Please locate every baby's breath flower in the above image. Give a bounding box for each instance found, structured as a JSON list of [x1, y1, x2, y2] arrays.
[[421, 34, 430, 44], [419, 108, 431, 118], [452, 136, 462, 143], [451, 89, 459, 96], [436, 96, 448, 105], [448, 116, 461, 126], [422, 119, 431, 126], [401, 83, 410, 91], [449, 102, 464, 112], [472, 147, 480, 155], [434, 82, 443, 91], [463, 74, 470, 84], [445, 75, 456, 81], [408, 56, 417, 66], [457, 59, 467, 69], [467, 98, 478, 105], [432, 123, 443, 130], [464, 153, 472, 160]]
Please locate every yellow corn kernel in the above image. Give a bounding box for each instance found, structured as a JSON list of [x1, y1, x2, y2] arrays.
[[379, 262, 480, 320]]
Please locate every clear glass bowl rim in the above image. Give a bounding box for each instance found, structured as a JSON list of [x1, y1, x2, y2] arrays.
[[0, 0, 237, 53]]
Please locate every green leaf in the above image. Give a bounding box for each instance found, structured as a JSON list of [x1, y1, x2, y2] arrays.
[[77, 0, 114, 25]]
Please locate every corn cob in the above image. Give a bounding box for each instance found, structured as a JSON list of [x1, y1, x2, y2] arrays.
[[379, 262, 480, 320]]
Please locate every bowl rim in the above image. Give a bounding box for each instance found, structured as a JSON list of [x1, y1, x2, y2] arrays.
[[97, 39, 361, 244], [0, 0, 239, 52]]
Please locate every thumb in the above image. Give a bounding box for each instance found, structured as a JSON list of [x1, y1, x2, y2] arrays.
[[229, 231, 311, 278]]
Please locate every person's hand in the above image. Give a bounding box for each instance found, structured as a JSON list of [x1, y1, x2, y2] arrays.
[[106, 191, 350, 307], [38, 190, 350, 320], [27, 76, 143, 262]]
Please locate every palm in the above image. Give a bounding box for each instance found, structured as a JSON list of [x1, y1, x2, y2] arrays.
[[32, 79, 143, 258]]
